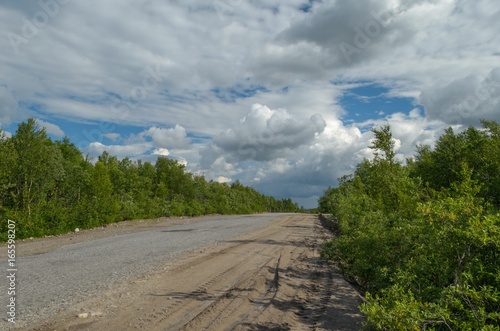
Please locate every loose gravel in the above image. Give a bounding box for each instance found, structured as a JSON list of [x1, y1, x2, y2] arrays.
[[1, 214, 288, 329]]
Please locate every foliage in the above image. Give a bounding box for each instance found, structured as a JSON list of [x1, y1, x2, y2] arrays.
[[0, 119, 299, 240], [319, 122, 500, 330], [410, 120, 500, 207]]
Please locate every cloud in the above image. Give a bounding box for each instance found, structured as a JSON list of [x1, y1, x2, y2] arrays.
[[0, 86, 21, 126], [199, 106, 449, 207], [215, 176, 231, 183], [141, 125, 190, 149], [82, 124, 196, 166], [207, 104, 326, 163], [88, 142, 150, 158], [199, 111, 361, 199], [420, 67, 500, 126], [103, 133, 121, 141], [277, 1, 402, 66], [1, 130, 12, 138], [36, 119, 65, 137], [152, 148, 170, 156], [249, 0, 499, 95], [251, 0, 441, 83]]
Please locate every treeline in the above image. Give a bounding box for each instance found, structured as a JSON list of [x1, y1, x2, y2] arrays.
[[319, 121, 500, 330], [0, 119, 299, 240]]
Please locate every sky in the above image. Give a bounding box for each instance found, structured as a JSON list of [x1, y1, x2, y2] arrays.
[[1, 0, 499, 208]]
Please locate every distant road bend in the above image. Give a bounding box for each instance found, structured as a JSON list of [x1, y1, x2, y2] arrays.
[[2, 213, 365, 331]]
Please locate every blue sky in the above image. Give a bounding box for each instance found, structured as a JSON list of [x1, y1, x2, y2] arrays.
[[1, 0, 500, 208], [339, 84, 419, 125]]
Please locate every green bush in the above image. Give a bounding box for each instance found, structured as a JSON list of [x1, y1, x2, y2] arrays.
[[320, 123, 500, 330]]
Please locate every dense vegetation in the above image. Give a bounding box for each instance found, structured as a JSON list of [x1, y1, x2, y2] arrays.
[[0, 119, 300, 240], [319, 121, 500, 330]]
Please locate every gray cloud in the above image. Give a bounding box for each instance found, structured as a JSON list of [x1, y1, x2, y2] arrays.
[[253, 0, 445, 80], [0, 87, 22, 126], [420, 68, 500, 126], [209, 104, 326, 162], [277, 1, 399, 66]]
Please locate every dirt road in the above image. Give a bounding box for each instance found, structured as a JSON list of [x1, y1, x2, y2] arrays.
[[14, 214, 364, 330]]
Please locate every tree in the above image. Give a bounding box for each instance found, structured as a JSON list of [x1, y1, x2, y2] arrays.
[[0, 130, 16, 212], [320, 122, 500, 330], [154, 157, 193, 201], [370, 123, 396, 164], [411, 122, 500, 208], [10, 119, 64, 236], [82, 161, 119, 226], [55, 137, 89, 206]]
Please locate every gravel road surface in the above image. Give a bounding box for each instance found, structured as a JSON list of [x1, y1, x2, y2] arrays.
[[1, 214, 289, 329]]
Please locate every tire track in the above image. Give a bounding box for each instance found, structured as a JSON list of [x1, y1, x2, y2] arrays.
[[139, 250, 276, 329], [179, 256, 276, 331], [143, 225, 290, 330], [19, 215, 365, 331]]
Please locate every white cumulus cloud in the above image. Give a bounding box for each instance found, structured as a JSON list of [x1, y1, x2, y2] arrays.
[[142, 125, 190, 149], [152, 148, 170, 156], [36, 119, 64, 138], [208, 104, 326, 163]]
